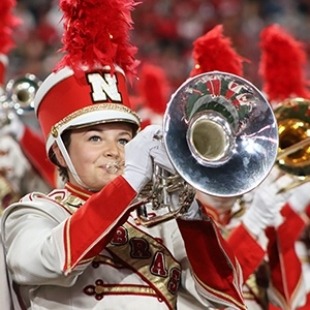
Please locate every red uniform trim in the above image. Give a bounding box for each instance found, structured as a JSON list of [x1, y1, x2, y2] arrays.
[[20, 126, 56, 187], [227, 224, 265, 282], [266, 204, 308, 309], [65, 182, 93, 200], [63, 176, 136, 273], [279, 204, 307, 250], [177, 218, 246, 309]]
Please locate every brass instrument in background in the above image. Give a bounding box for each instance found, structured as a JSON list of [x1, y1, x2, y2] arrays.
[[5, 73, 41, 114], [0, 74, 41, 211], [274, 97, 310, 192], [135, 71, 279, 226], [0, 73, 41, 128]]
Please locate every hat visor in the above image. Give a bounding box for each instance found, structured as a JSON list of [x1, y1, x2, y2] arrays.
[[46, 108, 140, 152]]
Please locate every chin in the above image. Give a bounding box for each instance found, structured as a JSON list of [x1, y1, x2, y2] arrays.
[[100, 174, 119, 187]]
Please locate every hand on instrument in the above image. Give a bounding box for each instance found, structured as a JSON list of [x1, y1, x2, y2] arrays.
[[242, 175, 293, 237], [287, 181, 310, 214], [123, 125, 162, 193], [150, 140, 176, 175]]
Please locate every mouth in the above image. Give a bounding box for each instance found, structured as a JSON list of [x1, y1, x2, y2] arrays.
[[104, 160, 124, 174]]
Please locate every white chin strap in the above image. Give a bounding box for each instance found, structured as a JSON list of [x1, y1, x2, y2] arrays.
[[55, 135, 89, 190]]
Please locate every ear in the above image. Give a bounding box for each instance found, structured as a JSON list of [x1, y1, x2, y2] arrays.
[[52, 143, 67, 168]]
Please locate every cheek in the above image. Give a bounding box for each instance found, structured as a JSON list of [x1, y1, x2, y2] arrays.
[[119, 147, 125, 159], [78, 149, 102, 169], [72, 151, 97, 167]]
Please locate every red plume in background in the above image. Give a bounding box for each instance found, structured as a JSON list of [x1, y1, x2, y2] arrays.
[[56, 0, 139, 80], [190, 24, 246, 77], [259, 24, 310, 103], [0, 0, 20, 54], [137, 62, 170, 115]]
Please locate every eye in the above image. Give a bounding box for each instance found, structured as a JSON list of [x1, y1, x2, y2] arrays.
[[118, 138, 130, 146], [89, 135, 101, 142]]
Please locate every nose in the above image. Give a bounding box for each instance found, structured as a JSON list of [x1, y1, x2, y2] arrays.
[[105, 141, 120, 159]]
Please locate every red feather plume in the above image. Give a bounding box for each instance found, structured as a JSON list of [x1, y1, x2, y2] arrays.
[[259, 24, 310, 103], [190, 24, 246, 77], [56, 0, 139, 79], [138, 62, 170, 115], [0, 0, 20, 54]]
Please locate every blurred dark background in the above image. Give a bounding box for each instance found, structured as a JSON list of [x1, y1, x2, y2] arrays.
[[8, 0, 310, 100]]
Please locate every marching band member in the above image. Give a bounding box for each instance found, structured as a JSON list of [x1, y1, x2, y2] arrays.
[[0, 0, 51, 215], [1, 1, 251, 309], [0, 0, 22, 213], [0, 2, 51, 309], [0, 110, 61, 188], [259, 23, 310, 310], [190, 24, 308, 309]]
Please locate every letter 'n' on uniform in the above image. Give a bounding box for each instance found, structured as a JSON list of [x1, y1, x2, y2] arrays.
[[87, 72, 122, 103]]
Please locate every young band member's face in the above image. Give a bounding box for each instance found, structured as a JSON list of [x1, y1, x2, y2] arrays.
[[67, 122, 133, 191]]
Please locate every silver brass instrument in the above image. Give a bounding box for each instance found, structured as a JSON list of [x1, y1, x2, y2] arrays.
[[136, 160, 196, 226], [0, 73, 41, 128], [136, 71, 279, 226], [5, 73, 41, 114]]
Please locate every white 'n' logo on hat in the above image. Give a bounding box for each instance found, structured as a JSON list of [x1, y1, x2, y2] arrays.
[[87, 72, 122, 103]]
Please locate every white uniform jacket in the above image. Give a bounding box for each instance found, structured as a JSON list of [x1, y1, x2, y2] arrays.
[[1, 176, 247, 309]]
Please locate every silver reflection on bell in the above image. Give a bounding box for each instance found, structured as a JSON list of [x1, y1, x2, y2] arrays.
[[135, 70, 279, 226], [163, 70, 279, 198]]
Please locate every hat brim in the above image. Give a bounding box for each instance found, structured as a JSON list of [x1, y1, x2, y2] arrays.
[[46, 106, 140, 152]]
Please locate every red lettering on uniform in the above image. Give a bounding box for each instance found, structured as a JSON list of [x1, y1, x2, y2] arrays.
[[150, 251, 168, 277], [110, 226, 128, 245], [130, 238, 151, 259], [167, 267, 181, 294]]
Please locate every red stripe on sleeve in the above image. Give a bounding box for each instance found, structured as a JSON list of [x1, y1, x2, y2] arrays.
[[63, 176, 136, 272]]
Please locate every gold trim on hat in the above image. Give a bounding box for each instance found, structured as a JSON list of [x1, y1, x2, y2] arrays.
[[51, 103, 141, 137]]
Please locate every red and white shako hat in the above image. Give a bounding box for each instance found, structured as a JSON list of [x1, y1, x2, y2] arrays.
[[34, 0, 141, 157], [34, 65, 140, 155]]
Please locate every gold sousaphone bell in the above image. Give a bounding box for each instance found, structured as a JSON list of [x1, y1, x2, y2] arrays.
[[275, 97, 310, 192], [136, 71, 279, 226]]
